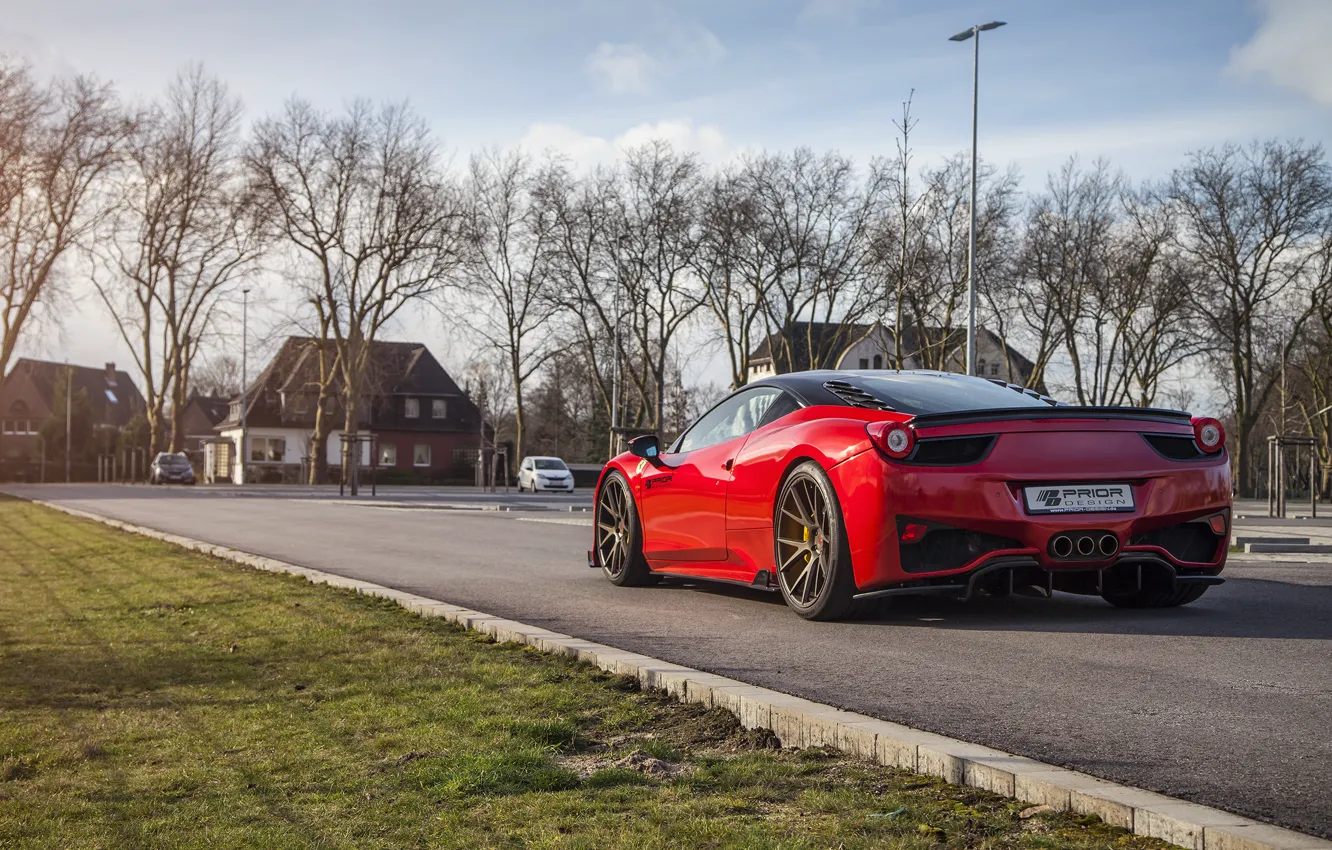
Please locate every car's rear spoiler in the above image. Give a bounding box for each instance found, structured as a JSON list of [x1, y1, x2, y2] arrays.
[[910, 406, 1193, 429]]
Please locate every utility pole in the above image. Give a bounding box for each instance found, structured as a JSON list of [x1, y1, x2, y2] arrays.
[[64, 362, 71, 483], [950, 20, 1007, 376], [239, 288, 250, 485]]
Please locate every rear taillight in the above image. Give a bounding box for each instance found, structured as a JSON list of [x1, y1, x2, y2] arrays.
[[1192, 417, 1225, 454], [867, 421, 915, 460]]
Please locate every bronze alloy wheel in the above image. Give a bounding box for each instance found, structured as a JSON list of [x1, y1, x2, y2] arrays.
[[596, 473, 651, 586], [774, 462, 855, 620]]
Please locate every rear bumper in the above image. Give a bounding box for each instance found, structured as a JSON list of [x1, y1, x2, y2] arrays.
[[827, 446, 1232, 592], [851, 552, 1225, 603], [532, 481, 574, 492]]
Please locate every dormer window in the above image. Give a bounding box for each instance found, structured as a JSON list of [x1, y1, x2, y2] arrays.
[[404, 398, 420, 419], [431, 399, 446, 419]]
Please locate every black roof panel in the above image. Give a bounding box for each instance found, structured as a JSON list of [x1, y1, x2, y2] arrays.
[[749, 370, 1059, 415]]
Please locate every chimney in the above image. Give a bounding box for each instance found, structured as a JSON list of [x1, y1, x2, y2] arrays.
[[105, 363, 118, 386]]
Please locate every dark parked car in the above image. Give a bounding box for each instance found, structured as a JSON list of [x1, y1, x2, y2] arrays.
[[150, 452, 196, 485]]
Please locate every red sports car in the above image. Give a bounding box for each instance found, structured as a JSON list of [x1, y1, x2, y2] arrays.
[[590, 371, 1231, 620]]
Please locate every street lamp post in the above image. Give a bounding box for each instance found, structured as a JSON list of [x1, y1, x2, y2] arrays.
[[239, 288, 250, 485], [950, 20, 1006, 377], [610, 235, 627, 458]]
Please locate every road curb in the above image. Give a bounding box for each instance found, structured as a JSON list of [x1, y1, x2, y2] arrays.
[[25, 497, 1332, 850]]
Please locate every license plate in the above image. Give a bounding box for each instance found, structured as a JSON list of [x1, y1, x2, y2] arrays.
[[1023, 484, 1134, 514]]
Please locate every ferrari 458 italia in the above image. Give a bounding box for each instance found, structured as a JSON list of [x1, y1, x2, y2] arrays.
[[589, 371, 1231, 620]]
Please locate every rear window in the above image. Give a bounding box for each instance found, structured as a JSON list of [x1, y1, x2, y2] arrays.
[[841, 374, 1054, 415]]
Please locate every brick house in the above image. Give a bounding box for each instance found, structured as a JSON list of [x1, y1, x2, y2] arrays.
[[206, 337, 482, 484], [0, 359, 146, 459], [175, 392, 231, 461]]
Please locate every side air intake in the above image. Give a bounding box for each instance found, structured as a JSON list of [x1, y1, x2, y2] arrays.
[[823, 380, 894, 411]]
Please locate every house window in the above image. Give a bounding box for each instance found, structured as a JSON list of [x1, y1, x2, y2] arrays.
[[872, 354, 883, 369], [292, 394, 308, 415], [413, 443, 431, 467], [858, 358, 869, 369], [431, 399, 446, 419], [379, 443, 397, 467], [977, 359, 987, 375], [991, 362, 1000, 376], [453, 448, 479, 467], [1, 420, 10, 435], [405, 398, 420, 419], [250, 437, 286, 463]]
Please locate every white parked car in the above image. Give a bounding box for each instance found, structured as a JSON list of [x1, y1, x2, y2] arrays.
[[517, 456, 575, 493]]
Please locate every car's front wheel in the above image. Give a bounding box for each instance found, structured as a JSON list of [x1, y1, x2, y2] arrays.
[[774, 461, 856, 620], [596, 472, 653, 587]]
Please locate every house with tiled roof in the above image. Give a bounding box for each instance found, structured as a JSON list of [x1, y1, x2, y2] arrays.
[[205, 337, 482, 484], [747, 321, 1042, 392], [0, 359, 146, 458]]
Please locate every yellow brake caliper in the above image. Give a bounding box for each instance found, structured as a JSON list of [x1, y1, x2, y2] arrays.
[[802, 525, 810, 563]]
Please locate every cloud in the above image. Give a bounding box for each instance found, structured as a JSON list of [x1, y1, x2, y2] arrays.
[[582, 28, 726, 95], [1229, 0, 1332, 106], [584, 42, 658, 94], [519, 119, 738, 172], [799, 0, 879, 24]]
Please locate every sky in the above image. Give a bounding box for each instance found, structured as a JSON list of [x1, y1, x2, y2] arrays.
[[7, 0, 1332, 408]]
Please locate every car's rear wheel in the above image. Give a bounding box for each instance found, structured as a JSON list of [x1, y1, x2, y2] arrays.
[[1100, 583, 1209, 608], [774, 462, 856, 620], [596, 472, 653, 587]]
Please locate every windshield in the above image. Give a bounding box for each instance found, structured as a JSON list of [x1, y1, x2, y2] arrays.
[[847, 374, 1055, 415], [156, 454, 190, 467], [534, 459, 568, 470]]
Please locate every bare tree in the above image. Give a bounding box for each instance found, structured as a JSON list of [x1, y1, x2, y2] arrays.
[[0, 63, 123, 454], [613, 141, 707, 433], [906, 153, 1019, 372], [458, 148, 559, 464], [693, 163, 785, 389], [192, 351, 241, 397], [461, 352, 514, 490], [1169, 140, 1332, 495], [93, 67, 262, 454], [248, 98, 462, 491], [755, 148, 888, 372]]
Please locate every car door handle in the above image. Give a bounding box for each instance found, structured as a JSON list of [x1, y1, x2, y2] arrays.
[[723, 459, 734, 471]]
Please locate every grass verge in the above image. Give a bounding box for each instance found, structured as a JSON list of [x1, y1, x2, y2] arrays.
[[0, 497, 1170, 849]]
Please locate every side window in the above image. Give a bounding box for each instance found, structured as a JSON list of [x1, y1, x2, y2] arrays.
[[675, 388, 782, 453], [759, 391, 802, 427]]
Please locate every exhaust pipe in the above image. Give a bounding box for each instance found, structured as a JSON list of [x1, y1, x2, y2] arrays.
[[1076, 535, 1095, 556], [1051, 535, 1073, 558], [1099, 534, 1119, 556]]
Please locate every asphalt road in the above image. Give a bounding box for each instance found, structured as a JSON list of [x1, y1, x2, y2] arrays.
[[7, 483, 1330, 838]]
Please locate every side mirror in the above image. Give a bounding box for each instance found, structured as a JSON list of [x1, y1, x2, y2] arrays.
[[628, 434, 662, 464]]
